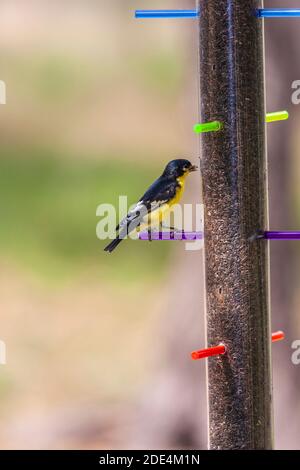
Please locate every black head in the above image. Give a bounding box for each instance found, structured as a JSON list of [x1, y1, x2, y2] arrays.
[[162, 159, 198, 178]]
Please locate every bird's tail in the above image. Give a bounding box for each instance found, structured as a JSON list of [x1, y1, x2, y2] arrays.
[[104, 235, 123, 253], [104, 225, 130, 253]]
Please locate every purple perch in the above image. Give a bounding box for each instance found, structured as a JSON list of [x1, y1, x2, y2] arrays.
[[139, 231, 203, 241], [139, 231, 300, 241], [264, 231, 300, 240]]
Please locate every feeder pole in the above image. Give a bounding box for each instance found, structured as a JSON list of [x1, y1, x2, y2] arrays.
[[198, 0, 273, 449]]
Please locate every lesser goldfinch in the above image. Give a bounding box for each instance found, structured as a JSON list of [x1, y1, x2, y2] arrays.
[[104, 159, 198, 253]]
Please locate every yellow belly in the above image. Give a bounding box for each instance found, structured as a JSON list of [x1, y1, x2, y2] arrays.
[[170, 174, 186, 206]]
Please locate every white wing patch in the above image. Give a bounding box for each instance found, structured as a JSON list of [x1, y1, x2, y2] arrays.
[[119, 199, 169, 229], [119, 201, 147, 228]]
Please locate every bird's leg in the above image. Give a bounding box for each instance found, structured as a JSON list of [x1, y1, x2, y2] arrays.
[[146, 214, 153, 242], [161, 221, 182, 233], [249, 229, 265, 242]]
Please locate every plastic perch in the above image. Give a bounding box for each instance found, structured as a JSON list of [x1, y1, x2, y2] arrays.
[[139, 231, 202, 241], [191, 331, 285, 360], [264, 231, 300, 240], [139, 231, 203, 241], [193, 121, 222, 134], [139, 231, 300, 241], [257, 9, 300, 18], [135, 10, 199, 19], [194, 111, 288, 134], [265, 110, 289, 122], [135, 9, 300, 20]]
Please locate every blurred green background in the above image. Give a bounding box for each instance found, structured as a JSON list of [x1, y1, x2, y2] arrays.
[[0, 0, 200, 449], [0, 0, 190, 284]]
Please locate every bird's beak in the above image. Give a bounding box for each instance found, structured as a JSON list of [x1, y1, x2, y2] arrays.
[[189, 164, 198, 172]]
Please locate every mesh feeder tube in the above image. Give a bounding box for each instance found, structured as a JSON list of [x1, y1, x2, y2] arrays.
[[198, 1, 273, 449]]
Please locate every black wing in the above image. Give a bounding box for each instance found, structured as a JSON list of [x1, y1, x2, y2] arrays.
[[117, 176, 178, 232], [139, 176, 178, 210]]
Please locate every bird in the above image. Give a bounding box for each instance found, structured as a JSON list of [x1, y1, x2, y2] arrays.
[[104, 159, 198, 253]]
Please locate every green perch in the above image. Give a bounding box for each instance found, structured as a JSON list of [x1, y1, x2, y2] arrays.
[[194, 110, 289, 134], [265, 110, 289, 123]]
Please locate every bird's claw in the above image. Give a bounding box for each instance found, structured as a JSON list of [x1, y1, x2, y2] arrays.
[[249, 229, 265, 242]]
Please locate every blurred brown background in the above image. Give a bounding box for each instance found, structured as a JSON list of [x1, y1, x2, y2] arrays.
[[0, 0, 299, 450]]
